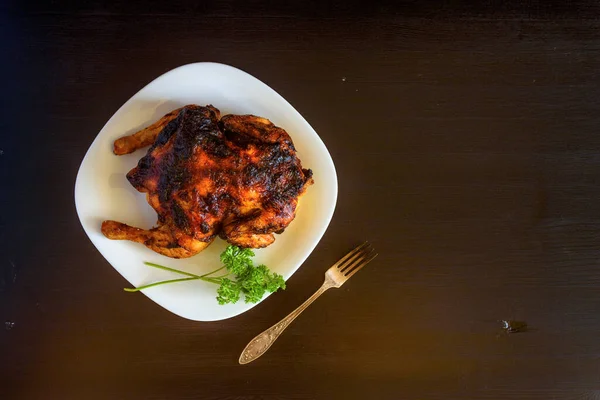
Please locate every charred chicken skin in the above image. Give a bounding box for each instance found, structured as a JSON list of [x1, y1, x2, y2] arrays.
[[101, 105, 313, 258]]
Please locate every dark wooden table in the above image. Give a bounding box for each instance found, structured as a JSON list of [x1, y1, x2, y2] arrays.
[[2, 1, 600, 399]]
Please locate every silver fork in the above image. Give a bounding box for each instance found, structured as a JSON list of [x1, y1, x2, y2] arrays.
[[239, 242, 377, 364]]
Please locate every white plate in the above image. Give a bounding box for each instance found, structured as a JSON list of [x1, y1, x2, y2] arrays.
[[74, 62, 337, 321]]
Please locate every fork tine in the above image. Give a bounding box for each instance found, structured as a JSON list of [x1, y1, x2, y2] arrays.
[[332, 242, 369, 270], [338, 243, 373, 273], [344, 252, 378, 278], [341, 247, 375, 274]]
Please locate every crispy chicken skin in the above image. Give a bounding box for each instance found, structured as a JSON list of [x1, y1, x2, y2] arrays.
[[101, 105, 313, 258]]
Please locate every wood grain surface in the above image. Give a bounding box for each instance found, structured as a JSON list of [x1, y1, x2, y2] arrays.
[[2, 1, 600, 399]]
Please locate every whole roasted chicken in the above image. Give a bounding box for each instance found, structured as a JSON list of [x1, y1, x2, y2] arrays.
[[101, 105, 313, 258]]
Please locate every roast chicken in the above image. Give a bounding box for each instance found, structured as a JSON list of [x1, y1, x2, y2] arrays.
[[101, 105, 313, 258]]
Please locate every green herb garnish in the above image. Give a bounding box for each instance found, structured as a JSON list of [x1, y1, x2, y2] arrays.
[[125, 245, 286, 305]]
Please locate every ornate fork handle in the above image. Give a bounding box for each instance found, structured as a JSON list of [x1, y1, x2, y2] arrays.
[[239, 277, 335, 364]]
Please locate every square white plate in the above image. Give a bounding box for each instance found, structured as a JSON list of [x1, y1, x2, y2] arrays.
[[74, 62, 338, 321]]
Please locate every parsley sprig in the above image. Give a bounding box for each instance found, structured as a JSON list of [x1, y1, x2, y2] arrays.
[[125, 245, 286, 305]]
